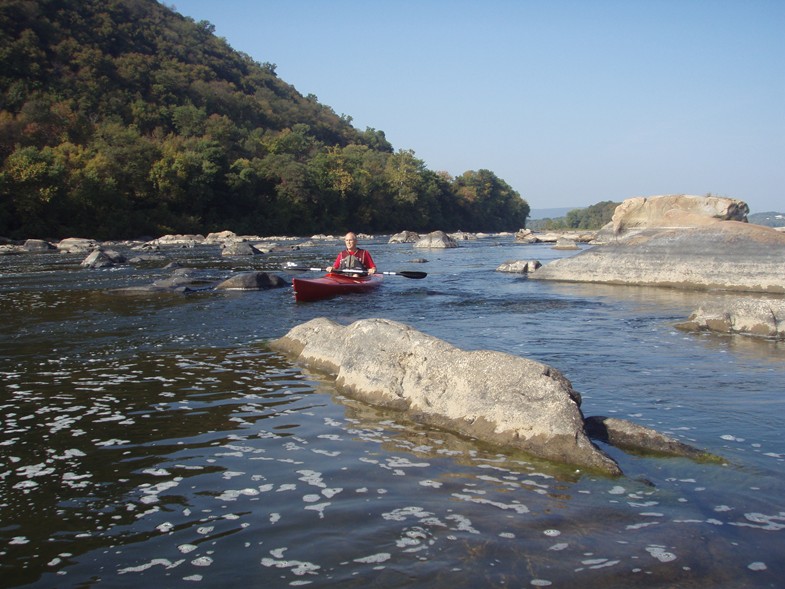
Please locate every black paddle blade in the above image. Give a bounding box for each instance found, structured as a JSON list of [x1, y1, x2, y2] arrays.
[[394, 271, 427, 279]]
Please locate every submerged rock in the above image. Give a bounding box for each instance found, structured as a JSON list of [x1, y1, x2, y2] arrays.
[[270, 317, 622, 475], [215, 272, 289, 290], [584, 416, 724, 462]]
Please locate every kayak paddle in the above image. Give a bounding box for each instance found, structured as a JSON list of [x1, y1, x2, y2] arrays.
[[281, 263, 426, 279]]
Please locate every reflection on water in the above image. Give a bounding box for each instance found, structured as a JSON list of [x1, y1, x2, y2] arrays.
[[1, 238, 784, 588]]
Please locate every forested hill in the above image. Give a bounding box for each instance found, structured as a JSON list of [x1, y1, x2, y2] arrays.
[[0, 0, 530, 239]]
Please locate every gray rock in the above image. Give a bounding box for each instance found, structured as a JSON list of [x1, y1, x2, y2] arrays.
[[414, 231, 458, 249], [552, 238, 579, 250], [81, 248, 127, 269], [676, 297, 785, 339], [389, 231, 420, 243], [496, 260, 541, 273], [23, 239, 56, 252], [57, 237, 97, 254], [270, 317, 621, 475], [221, 242, 264, 256], [215, 272, 289, 290]]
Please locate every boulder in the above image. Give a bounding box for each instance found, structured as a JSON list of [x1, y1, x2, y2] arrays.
[[150, 268, 214, 290], [23, 239, 56, 252], [496, 260, 542, 273], [270, 317, 621, 475], [215, 272, 289, 290], [151, 234, 205, 247], [221, 242, 264, 256], [389, 231, 420, 244], [57, 237, 97, 254], [552, 238, 579, 250], [675, 297, 785, 339], [515, 229, 539, 243], [205, 230, 239, 244], [597, 194, 748, 241], [81, 248, 127, 269], [414, 231, 458, 249]]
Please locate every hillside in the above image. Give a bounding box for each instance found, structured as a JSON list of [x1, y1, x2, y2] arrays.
[[749, 211, 785, 227], [0, 0, 529, 239]]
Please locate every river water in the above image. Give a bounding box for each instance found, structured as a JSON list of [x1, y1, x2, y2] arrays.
[[1, 235, 783, 589]]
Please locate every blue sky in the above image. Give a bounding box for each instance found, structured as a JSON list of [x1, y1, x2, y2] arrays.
[[170, 0, 784, 213]]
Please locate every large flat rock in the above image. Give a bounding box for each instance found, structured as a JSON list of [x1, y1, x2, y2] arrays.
[[530, 221, 785, 294]]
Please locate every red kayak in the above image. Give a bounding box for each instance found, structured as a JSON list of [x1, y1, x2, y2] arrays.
[[292, 272, 383, 302]]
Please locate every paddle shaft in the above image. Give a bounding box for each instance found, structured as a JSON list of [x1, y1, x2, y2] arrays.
[[282, 266, 426, 279]]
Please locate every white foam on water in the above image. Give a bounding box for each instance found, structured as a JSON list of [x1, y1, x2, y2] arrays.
[[646, 545, 677, 562], [353, 553, 391, 564], [118, 558, 184, 574]]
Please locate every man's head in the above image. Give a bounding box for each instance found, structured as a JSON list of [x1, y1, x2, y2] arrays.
[[344, 233, 357, 250]]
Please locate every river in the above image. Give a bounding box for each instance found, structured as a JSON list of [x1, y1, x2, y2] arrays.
[[1, 235, 783, 588]]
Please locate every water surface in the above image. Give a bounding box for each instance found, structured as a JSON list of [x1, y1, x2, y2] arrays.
[[1, 236, 784, 588]]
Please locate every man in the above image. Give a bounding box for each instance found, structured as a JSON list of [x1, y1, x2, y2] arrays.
[[328, 232, 377, 274]]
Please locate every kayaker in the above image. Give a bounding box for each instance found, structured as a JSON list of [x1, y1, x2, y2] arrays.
[[327, 232, 377, 274]]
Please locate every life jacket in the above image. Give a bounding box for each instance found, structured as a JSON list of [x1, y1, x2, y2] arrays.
[[338, 249, 371, 271]]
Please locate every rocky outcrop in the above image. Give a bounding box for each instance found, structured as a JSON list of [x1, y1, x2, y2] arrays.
[[599, 194, 749, 240], [676, 298, 785, 339], [271, 317, 621, 475], [414, 231, 458, 249], [530, 196, 785, 294]]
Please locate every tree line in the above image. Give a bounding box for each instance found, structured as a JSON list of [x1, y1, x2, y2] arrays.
[[529, 201, 620, 231], [0, 0, 529, 240]]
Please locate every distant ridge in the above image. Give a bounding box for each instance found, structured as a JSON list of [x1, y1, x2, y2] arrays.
[[529, 206, 583, 220], [748, 211, 785, 227]]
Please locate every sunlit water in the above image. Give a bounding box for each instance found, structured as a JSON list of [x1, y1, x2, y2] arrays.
[[1, 236, 783, 588]]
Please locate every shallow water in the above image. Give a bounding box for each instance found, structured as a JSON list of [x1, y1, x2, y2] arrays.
[[1, 236, 784, 588]]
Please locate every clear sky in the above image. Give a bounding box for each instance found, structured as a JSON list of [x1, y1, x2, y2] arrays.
[[169, 0, 784, 213]]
